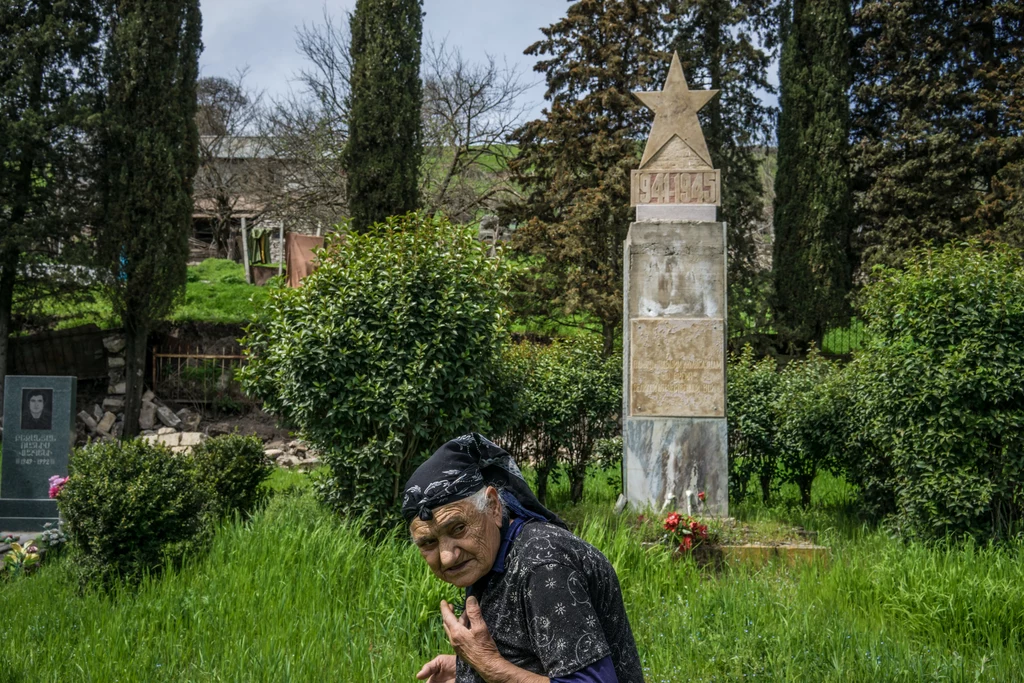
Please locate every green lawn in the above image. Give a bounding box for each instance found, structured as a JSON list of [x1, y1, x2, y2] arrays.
[[1, 467, 1021, 681], [174, 259, 276, 324], [22, 259, 275, 331]]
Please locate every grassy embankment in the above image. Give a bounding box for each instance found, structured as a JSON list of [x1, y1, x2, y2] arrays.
[[1, 467, 1021, 681], [22, 259, 273, 331]]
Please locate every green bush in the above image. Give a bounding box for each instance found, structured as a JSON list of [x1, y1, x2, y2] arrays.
[[727, 346, 781, 504], [727, 346, 845, 507], [58, 439, 205, 586], [490, 341, 540, 465], [848, 242, 1024, 541], [239, 213, 508, 523], [494, 338, 621, 504], [191, 434, 274, 522], [774, 349, 845, 507]]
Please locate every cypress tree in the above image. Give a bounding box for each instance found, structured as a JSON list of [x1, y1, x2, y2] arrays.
[[851, 1, 1024, 265], [669, 0, 779, 333], [0, 0, 101, 406], [345, 0, 423, 232], [96, 0, 201, 437], [504, 0, 670, 355], [772, 0, 852, 346]]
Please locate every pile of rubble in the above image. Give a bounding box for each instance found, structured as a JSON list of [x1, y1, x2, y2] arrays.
[[73, 333, 321, 468], [75, 333, 207, 451], [77, 389, 203, 440], [262, 439, 320, 471]]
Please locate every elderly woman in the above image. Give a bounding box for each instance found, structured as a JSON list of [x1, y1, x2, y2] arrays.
[[405, 434, 644, 683]]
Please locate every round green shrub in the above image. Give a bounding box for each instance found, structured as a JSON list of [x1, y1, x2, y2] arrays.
[[239, 212, 509, 523], [58, 439, 205, 586], [191, 434, 273, 521], [774, 349, 845, 508], [851, 242, 1024, 541]]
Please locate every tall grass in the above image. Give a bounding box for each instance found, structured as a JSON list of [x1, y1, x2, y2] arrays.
[[1, 471, 1022, 681]]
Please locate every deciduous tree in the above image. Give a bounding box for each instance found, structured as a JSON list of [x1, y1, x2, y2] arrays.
[[420, 41, 529, 224], [194, 71, 270, 260]]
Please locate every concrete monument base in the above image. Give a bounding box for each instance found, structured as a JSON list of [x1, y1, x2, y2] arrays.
[[623, 417, 727, 517]]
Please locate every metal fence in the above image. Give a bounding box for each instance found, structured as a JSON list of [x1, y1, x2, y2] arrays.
[[728, 318, 868, 358], [150, 342, 251, 411]]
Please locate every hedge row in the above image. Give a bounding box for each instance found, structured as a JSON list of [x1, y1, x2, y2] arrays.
[[729, 242, 1024, 542]]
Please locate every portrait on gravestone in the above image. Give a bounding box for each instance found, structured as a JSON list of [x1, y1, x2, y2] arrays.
[[21, 388, 54, 431], [2, 376, 75, 530]]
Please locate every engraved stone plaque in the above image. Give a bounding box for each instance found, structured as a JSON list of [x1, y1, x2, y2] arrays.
[[0, 375, 76, 531], [630, 318, 725, 417]]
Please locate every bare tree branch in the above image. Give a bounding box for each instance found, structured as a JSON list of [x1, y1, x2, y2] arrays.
[[194, 68, 273, 259], [420, 38, 531, 223]]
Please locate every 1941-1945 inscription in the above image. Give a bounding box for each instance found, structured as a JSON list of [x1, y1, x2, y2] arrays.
[[631, 169, 720, 206]]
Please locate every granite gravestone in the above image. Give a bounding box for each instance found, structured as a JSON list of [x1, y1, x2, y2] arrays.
[[0, 376, 77, 531], [622, 53, 728, 517]]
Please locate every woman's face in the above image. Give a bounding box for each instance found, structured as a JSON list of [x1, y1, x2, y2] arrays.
[[409, 487, 503, 588]]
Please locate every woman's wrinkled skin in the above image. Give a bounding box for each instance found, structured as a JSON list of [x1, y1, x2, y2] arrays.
[[409, 487, 503, 589]]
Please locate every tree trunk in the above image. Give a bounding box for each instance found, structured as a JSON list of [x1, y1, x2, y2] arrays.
[[601, 321, 616, 357], [226, 224, 240, 262], [0, 247, 19, 413], [759, 471, 772, 505], [214, 213, 231, 259], [535, 461, 553, 505], [121, 319, 149, 438], [798, 475, 813, 509], [569, 466, 586, 504]]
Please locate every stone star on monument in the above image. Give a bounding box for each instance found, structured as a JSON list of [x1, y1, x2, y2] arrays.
[[634, 53, 719, 169]]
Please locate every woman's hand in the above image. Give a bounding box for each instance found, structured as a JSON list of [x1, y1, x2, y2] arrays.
[[440, 597, 502, 674], [416, 654, 456, 682], [439, 597, 547, 683]]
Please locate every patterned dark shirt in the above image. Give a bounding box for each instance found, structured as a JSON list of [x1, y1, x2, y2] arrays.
[[455, 521, 645, 682]]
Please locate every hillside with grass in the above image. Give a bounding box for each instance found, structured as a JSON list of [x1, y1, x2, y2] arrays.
[[18, 259, 274, 333]]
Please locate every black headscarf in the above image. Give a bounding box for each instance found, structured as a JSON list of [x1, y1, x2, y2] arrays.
[[401, 433, 567, 529]]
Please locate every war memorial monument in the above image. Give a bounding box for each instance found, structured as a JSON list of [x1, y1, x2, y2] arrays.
[[623, 54, 728, 517]]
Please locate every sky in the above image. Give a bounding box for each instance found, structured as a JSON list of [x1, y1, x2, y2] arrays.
[[199, 0, 569, 120]]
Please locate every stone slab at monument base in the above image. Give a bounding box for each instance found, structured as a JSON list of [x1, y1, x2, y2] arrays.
[[0, 500, 59, 533], [623, 416, 728, 517]]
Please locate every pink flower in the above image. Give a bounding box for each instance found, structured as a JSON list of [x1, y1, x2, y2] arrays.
[[48, 475, 68, 499], [678, 536, 693, 552], [698, 491, 706, 503], [664, 512, 681, 532]]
